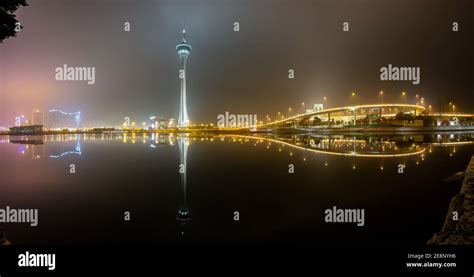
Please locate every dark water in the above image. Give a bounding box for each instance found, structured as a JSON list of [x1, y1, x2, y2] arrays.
[[0, 132, 473, 246]]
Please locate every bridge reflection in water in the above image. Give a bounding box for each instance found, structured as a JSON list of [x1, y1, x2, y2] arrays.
[[231, 134, 427, 158]]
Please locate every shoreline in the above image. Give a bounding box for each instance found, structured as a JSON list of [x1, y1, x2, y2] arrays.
[[428, 155, 474, 245], [1, 125, 474, 137]]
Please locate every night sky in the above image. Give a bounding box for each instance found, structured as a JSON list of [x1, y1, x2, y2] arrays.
[[0, 0, 472, 127]]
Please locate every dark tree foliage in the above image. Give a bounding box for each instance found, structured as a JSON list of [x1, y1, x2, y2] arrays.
[[0, 0, 28, 43], [395, 111, 414, 121]]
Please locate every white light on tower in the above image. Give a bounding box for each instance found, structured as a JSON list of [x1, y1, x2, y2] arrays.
[[176, 28, 191, 128]]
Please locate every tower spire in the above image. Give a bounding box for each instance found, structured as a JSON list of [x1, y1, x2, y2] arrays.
[[182, 24, 186, 43]]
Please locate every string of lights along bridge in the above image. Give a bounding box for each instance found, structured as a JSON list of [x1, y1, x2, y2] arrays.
[[48, 110, 81, 129]]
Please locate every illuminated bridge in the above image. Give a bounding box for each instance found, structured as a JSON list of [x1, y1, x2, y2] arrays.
[[255, 103, 474, 130]]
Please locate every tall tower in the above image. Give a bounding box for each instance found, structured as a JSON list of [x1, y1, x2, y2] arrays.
[[176, 29, 191, 128]]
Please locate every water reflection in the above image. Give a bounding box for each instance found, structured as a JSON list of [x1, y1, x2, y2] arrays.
[[236, 134, 427, 158], [50, 140, 82, 158], [177, 136, 190, 222], [0, 132, 473, 246], [1, 132, 473, 161]]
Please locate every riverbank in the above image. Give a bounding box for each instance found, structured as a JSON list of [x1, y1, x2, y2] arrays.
[[0, 128, 251, 136], [428, 155, 474, 245], [263, 125, 474, 134]]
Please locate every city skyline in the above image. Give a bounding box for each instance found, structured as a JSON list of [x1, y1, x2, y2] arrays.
[[0, 0, 473, 128]]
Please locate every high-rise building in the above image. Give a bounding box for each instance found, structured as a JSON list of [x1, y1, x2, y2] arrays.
[[176, 29, 191, 127]]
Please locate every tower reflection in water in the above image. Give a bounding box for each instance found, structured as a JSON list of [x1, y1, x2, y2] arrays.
[[176, 136, 191, 222], [0, 226, 11, 245]]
